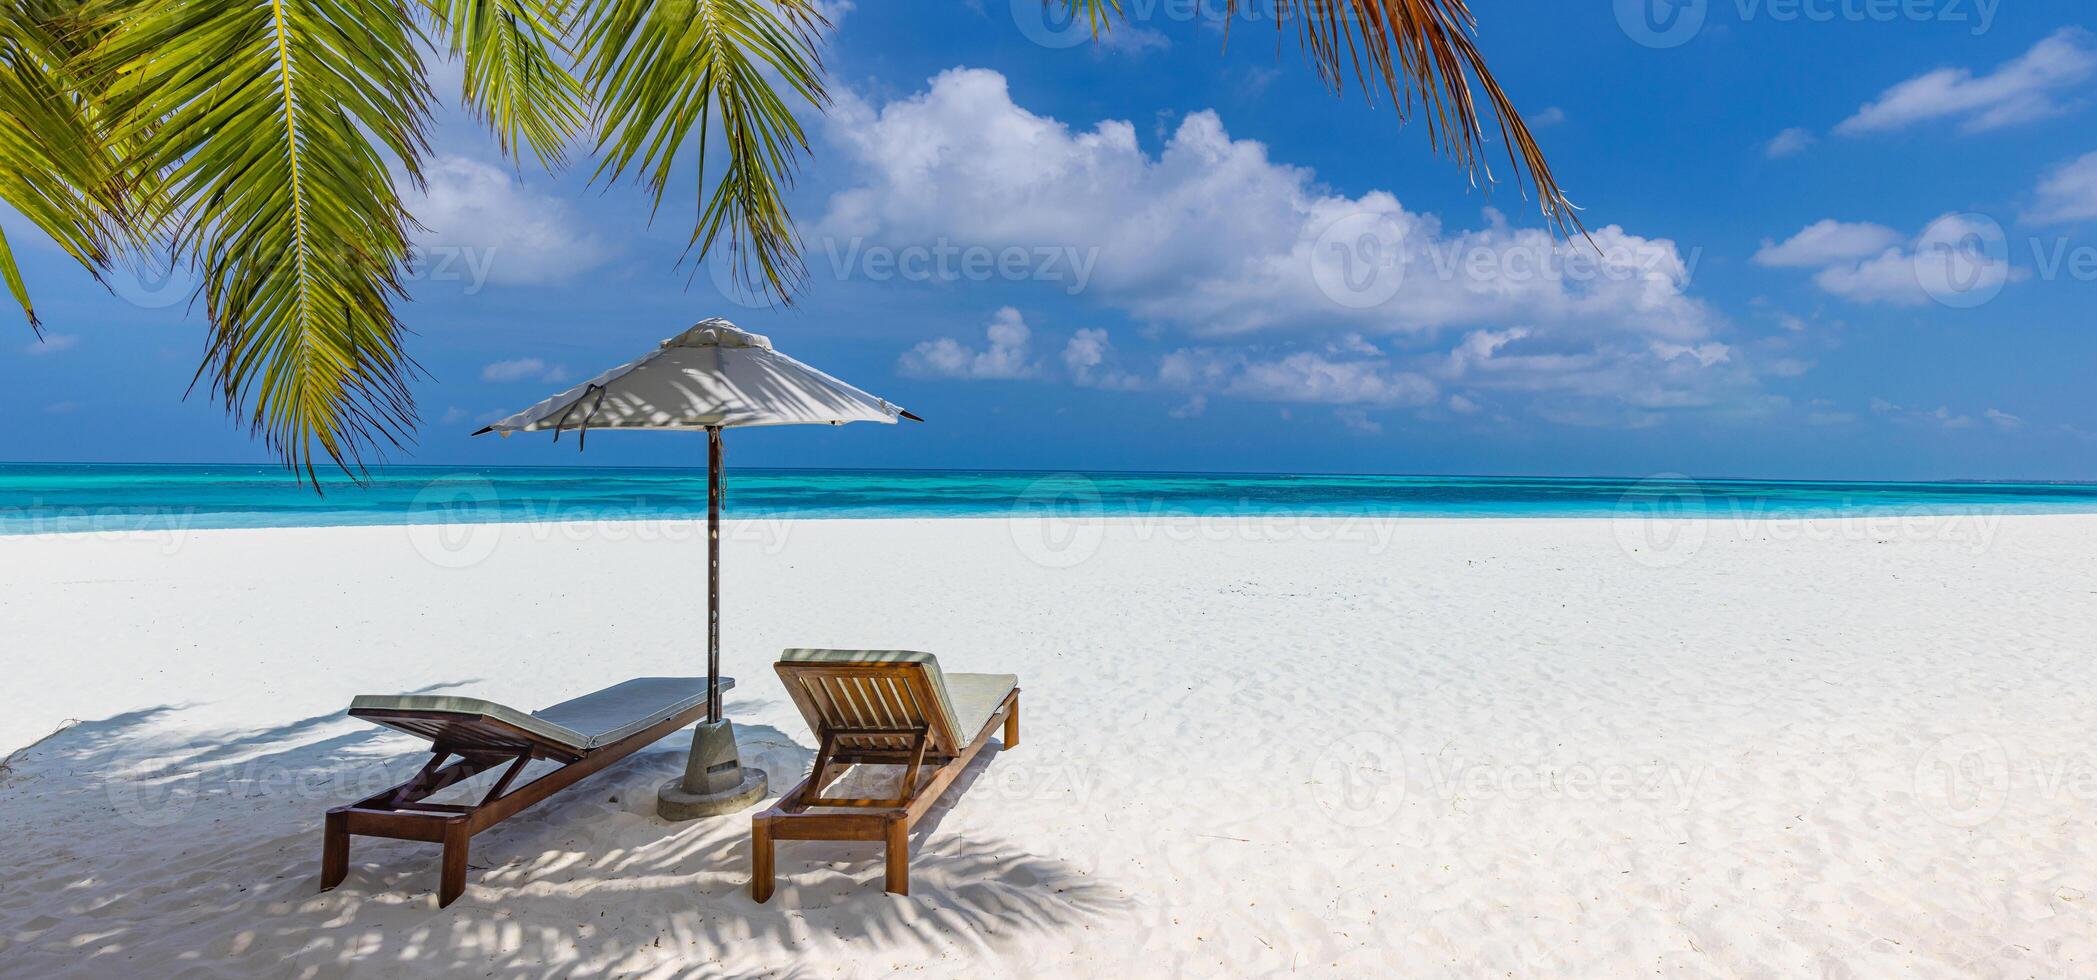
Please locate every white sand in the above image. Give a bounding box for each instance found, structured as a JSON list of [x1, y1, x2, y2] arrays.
[[3, 513, 2095, 977]]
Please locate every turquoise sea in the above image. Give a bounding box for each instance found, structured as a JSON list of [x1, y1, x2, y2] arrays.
[[4, 463, 2097, 535]]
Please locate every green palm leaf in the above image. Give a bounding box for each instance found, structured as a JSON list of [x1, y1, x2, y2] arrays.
[[0, 0, 130, 331], [578, 0, 828, 304], [93, 0, 432, 478], [426, 0, 586, 167]]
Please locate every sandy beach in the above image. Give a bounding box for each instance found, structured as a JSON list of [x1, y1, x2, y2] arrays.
[[3, 513, 2095, 977]]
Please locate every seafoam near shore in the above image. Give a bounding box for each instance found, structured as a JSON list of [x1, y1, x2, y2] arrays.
[[3, 514, 2094, 976]]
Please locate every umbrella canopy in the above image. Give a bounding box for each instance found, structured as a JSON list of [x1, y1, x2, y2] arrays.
[[475, 318, 916, 727], [477, 319, 916, 437]]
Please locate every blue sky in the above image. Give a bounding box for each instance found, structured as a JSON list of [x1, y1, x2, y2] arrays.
[[4, 1, 2096, 481]]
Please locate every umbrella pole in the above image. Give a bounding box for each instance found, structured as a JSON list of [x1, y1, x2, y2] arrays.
[[707, 425, 723, 724], [660, 421, 765, 819]]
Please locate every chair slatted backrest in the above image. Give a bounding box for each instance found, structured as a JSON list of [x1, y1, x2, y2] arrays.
[[776, 651, 965, 757]]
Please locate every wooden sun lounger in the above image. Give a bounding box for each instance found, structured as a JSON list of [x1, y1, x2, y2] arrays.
[[753, 650, 1019, 902], [322, 676, 730, 907]]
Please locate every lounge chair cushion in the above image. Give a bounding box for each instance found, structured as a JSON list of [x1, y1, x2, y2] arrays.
[[349, 676, 731, 752], [943, 672, 1019, 742]]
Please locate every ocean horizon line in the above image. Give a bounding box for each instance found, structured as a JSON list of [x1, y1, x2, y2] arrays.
[[8, 463, 2097, 536], [5, 459, 2097, 490]]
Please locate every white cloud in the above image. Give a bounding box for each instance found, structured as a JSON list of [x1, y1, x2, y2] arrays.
[[1334, 408, 1383, 434], [22, 333, 77, 355], [481, 357, 568, 383], [1057, 330, 1439, 409], [1447, 393, 1481, 415], [1871, 397, 2011, 431], [1168, 394, 1207, 419], [898, 306, 1038, 379], [1225, 351, 1438, 406], [1059, 327, 1144, 390], [1527, 106, 1567, 128], [1753, 220, 1902, 267], [1651, 341, 1732, 367], [816, 68, 1745, 426], [1097, 25, 1169, 54], [1437, 326, 1755, 411], [408, 155, 613, 286], [42, 400, 78, 415], [1927, 406, 1976, 430], [2025, 151, 2097, 224], [820, 68, 1713, 343], [1764, 127, 1815, 158], [1836, 28, 2096, 136], [1764, 215, 2011, 307]]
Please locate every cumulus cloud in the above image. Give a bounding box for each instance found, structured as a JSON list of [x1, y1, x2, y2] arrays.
[[1762, 215, 2011, 307], [1437, 327, 1754, 412], [1753, 220, 1902, 267], [898, 306, 1039, 380], [818, 68, 1748, 426], [2025, 151, 2097, 224], [481, 357, 568, 384], [408, 155, 613, 286], [1764, 127, 1816, 159], [1225, 351, 1438, 406], [819, 68, 1713, 342], [1836, 28, 2096, 136], [1060, 327, 1143, 390]]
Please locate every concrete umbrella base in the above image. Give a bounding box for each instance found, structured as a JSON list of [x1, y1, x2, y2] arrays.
[[657, 719, 768, 820]]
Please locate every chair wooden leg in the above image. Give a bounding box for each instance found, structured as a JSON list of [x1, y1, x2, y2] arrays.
[[1003, 694, 1020, 749], [751, 816, 776, 903], [320, 809, 349, 892], [438, 822, 470, 908], [884, 816, 910, 896]]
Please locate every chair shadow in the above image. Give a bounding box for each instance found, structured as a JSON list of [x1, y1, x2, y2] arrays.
[[0, 698, 1124, 977]]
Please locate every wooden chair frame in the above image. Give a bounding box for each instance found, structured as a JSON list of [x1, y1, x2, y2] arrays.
[[752, 660, 1019, 902], [321, 700, 708, 907]]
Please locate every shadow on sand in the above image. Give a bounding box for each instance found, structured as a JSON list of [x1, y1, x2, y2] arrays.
[[0, 693, 1126, 976]]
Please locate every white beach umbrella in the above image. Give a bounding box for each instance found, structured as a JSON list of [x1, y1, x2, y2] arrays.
[[476, 318, 919, 730]]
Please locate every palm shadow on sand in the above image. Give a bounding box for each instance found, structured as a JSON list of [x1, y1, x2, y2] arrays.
[[0, 693, 1127, 977]]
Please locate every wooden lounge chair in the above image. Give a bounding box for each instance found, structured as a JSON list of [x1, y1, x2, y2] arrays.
[[752, 649, 1019, 902], [322, 676, 730, 907]]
